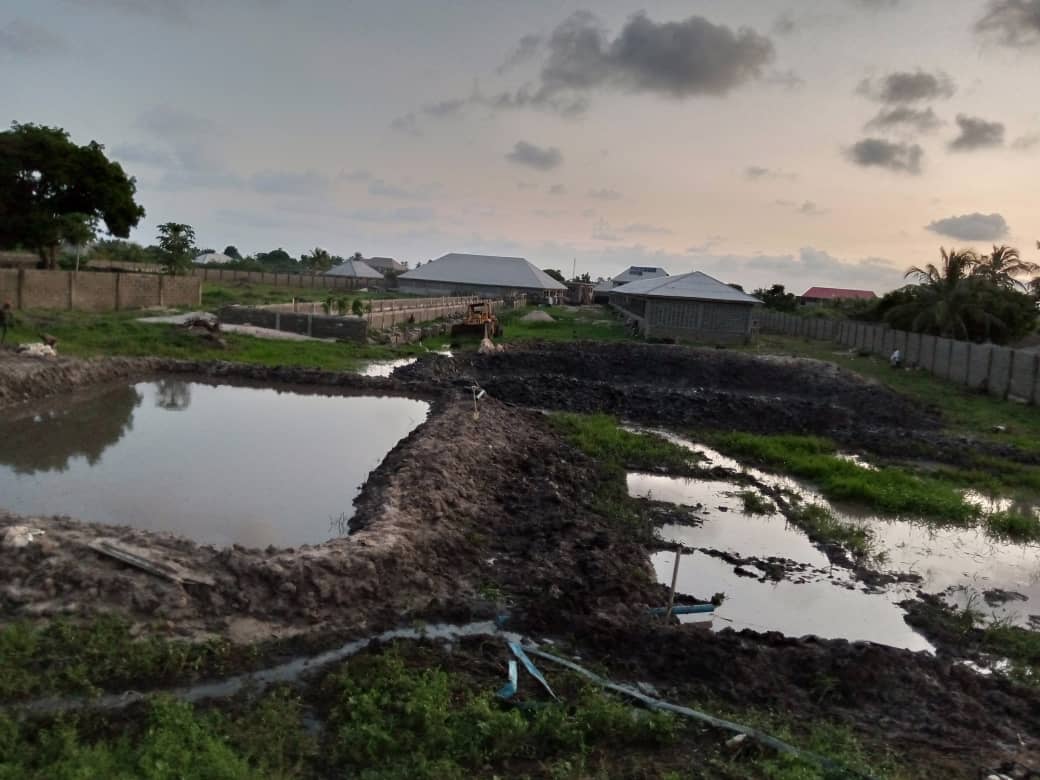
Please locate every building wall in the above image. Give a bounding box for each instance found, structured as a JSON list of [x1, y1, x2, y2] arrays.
[[2, 270, 200, 311], [397, 278, 561, 301], [611, 294, 754, 344]]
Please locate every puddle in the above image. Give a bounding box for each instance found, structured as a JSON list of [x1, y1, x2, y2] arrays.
[[0, 381, 429, 548], [651, 551, 933, 652], [358, 358, 417, 377]]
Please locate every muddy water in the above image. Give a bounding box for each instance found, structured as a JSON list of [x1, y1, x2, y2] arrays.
[[631, 473, 933, 651], [0, 381, 428, 548]]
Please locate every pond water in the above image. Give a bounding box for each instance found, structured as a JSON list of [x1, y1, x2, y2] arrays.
[[0, 381, 428, 548]]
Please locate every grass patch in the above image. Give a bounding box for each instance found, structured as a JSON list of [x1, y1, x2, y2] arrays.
[[709, 432, 979, 524], [496, 305, 630, 343], [737, 489, 774, 515], [986, 510, 1040, 542], [201, 281, 406, 310], [550, 413, 701, 473], [0, 615, 247, 701], [786, 501, 875, 560], [6, 309, 441, 372]]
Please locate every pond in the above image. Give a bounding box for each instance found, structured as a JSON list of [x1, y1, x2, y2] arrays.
[[0, 380, 429, 548]]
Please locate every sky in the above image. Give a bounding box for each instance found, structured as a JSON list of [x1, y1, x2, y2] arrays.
[[2, 0, 1039, 293]]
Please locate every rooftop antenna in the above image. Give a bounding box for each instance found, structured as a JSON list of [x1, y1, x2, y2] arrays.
[[572, 257, 576, 279]]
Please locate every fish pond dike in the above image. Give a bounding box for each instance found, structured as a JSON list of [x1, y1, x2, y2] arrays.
[[0, 379, 430, 548], [629, 432, 1040, 657]]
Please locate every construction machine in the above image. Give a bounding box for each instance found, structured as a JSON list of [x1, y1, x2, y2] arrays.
[[451, 302, 502, 339]]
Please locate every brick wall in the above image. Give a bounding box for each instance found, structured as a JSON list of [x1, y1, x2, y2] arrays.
[[3, 270, 201, 311]]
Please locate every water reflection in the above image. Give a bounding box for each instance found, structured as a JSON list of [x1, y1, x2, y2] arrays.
[[0, 381, 429, 548], [155, 379, 192, 411], [0, 384, 142, 474]]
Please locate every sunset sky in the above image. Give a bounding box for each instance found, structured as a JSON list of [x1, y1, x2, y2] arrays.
[[3, 0, 1038, 292]]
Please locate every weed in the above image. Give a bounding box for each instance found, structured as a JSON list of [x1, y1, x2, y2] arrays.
[[986, 510, 1040, 542], [496, 305, 629, 343], [550, 413, 700, 473], [785, 501, 874, 560], [738, 489, 774, 515]]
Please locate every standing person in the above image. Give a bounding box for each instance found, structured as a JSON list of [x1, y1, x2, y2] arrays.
[[0, 301, 12, 345]]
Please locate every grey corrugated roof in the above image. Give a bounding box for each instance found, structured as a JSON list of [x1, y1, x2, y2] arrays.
[[610, 271, 762, 304], [399, 253, 567, 290], [612, 266, 669, 284], [323, 259, 383, 279]]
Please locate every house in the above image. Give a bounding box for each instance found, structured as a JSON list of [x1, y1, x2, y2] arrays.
[[323, 258, 383, 280], [396, 253, 567, 301], [611, 266, 669, 286], [610, 271, 762, 344], [363, 256, 408, 275], [800, 287, 877, 305], [194, 252, 234, 265]]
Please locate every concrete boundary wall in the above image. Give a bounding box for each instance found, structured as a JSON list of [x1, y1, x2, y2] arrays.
[[252, 296, 503, 331], [4, 269, 200, 311], [756, 309, 1040, 405]]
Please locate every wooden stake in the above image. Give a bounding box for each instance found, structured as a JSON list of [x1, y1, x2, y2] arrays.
[[664, 549, 681, 623]]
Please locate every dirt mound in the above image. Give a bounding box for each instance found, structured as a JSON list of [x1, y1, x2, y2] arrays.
[[520, 310, 555, 323]]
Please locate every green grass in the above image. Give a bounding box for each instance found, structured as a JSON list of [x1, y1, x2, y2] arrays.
[[737, 489, 774, 515], [496, 305, 630, 343], [0, 615, 246, 701], [6, 309, 441, 372], [549, 413, 702, 473], [986, 510, 1040, 542], [785, 501, 875, 560], [201, 281, 408, 310], [709, 432, 979, 524], [743, 333, 1040, 455]]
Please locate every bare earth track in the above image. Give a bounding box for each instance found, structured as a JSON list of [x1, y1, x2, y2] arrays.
[[1, 345, 1039, 777]]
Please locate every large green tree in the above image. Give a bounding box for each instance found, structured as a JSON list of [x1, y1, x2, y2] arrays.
[[301, 247, 333, 273], [156, 223, 196, 275], [751, 284, 798, 312], [0, 123, 145, 268]]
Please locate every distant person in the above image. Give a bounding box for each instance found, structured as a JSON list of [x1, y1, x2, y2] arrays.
[[0, 301, 12, 345], [890, 348, 902, 368]]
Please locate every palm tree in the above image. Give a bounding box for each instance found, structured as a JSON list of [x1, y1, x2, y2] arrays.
[[973, 245, 1040, 290], [302, 247, 332, 273], [887, 248, 1004, 340]]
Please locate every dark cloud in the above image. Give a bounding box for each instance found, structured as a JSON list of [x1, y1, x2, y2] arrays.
[[249, 170, 329, 196], [479, 85, 590, 118], [764, 69, 805, 90], [422, 98, 467, 118], [548, 184, 567, 195], [505, 141, 563, 171], [0, 19, 67, 58], [497, 33, 543, 74], [926, 212, 1009, 241], [588, 188, 623, 200], [948, 114, 1005, 151], [772, 13, 797, 35], [856, 70, 955, 103], [976, 0, 1040, 48], [865, 106, 942, 134], [846, 138, 923, 174], [539, 11, 775, 99], [744, 165, 797, 181]]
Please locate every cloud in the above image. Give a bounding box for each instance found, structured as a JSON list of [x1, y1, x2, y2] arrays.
[[622, 223, 672, 235], [548, 184, 566, 195], [497, 33, 542, 73], [505, 141, 563, 171], [776, 200, 828, 216], [390, 112, 421, 136], [745, 165, 797, 181], [477, 85, 590, 118], [422, 98, 467, 118], [846, 138, 923, 174], [539, 11, 775, 99], [1012, 132, 1040, 150], [347, 207, 436, 223], [976, 0, 1040, 48], [687, 236, 724, 253], [592, 219, 619, 241], [948, 114, 1005, 151], [588, 188, 622, 200], [367, 179, 437, 200], [772, 13, 797, 35], [849, 0, 903, 8], [111, 143, 173, 167], [136, 105, 222, 171], [926, 212, 1009, 241], [865, 106, 942, 134], [249, 170, 329, 196], [856, 70, 955, 103], [0, 19, 67, 58], [63, 0, 193, 24], [339, 168, 371, 182]]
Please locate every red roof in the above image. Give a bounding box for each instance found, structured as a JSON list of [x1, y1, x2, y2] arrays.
[[801, 287, 877, 300]]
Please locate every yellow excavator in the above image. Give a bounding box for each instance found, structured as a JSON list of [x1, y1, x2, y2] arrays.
[[451, 302, 503, 339]]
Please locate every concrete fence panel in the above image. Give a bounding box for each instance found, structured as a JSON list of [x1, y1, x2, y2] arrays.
[[967, 344, 993, 390], [933, 338, 955, 380], [918, 335, 936, 371], [988, 347, 1013, 399], [905, 332, 921, 366], [1009, 351, 1039, 402], [71, 272, 118, 311], [119, 273, 160, 309], [949, 340, 971, 385], [21, 270, 70, 309]]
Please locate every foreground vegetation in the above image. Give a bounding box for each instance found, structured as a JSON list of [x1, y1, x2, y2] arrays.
[[0, 637, 909, 779], [201, 281, 405, 310], [497, 305, 629, 343]]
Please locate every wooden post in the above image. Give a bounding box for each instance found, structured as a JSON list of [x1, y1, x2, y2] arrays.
[[664, 549, 681, 623], [67, 272, 74, 310], [16, 269, 24, 310]]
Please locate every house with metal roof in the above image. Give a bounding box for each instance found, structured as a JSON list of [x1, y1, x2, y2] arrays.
[[397, 253, 567, 301], [363, 256, 408, 275], [801, 286, 876, 304], [610, 271, 763, 344], [323, 258, 383, 280], [611, 266, 670, 285]]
